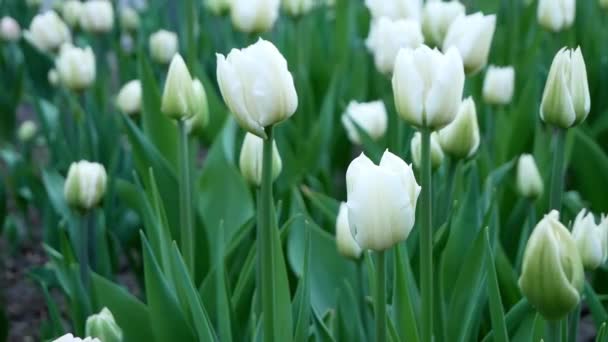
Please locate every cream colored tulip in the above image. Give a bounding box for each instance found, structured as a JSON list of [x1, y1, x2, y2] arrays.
[[538, 0, 575, 32], [516, 154, 544, 199], [365, 0, 421, 21], [64, 160, 107, 210], [230, 0, 280, 33], [572, 210, 608, 270], [0, 17, 21, 42], [116, 80, 142, 115], [62, 1, 83, 27], [410, 132, 444, 170], [80, 0, 114, 33], [149, 29, 178, 64], [25, 11, 71, 52], [161, 54, 194, 120]]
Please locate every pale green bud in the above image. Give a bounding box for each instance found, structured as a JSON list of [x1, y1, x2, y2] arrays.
[[85, 307, 123, 342], [149, 29, 178, 64], [186, 78, 210, 134], [572, 210, 608, 270], [410, 131, 444, 170], [437, 97, 480, 159], [64, 160, 107, 210], [161, 54, 194, 120], [519, 210, 584, 320], [239, 133, 282, 186], [18, 120, 38, 142], [516, 154, 544, 199], [80, 0, 114, 33], [336, 202, 362, 259]]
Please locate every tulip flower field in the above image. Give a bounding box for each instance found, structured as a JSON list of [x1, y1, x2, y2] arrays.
[[2, 0, 608, 341]]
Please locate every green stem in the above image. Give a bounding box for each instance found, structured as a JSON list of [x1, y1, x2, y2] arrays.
[[185, 0, 197, 72], [79, 211, 91, 292], [420, 128, 433, 342], [375, 250, 386, 342], [547, 320, 562, 342], [549, 128, 566, 211], [178, 120, 194, 276], [516, 200, 536, 271], [259, 125, 275, 342]]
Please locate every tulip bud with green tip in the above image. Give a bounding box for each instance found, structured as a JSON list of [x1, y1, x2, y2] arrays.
[[56, 43, 96, 91], [516, 154, 544, 199], [64, 160, 107, 210], [18, 120, 38, 143], [336, 202, 362, 259], [443, 12, 496, 75], [437, 97, 480, 159], [116, 80, 142, 115], [186, 78, 210, 135], [239, 133, 282, 186], [85, 307, 123, 342], [341, 100, 388, 145], [572, 210, 608, 270], [149, 29, 178, 64], [120, 7, 139, 32], [538, 0, 575, 32], [80, 0, 114, 33], [411, 131, 444, 170], [62, 1, 83, 28], [161, 54, 194, 120], [519, 210, 584, 320], [483, 65, 515, 105], [540, 47, 590, 128]]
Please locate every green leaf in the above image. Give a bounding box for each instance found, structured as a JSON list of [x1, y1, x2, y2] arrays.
[[570, 128, 608, 212], [293, 229, 312, 342], [484, 228, 509, 342], [393, 244, 420, 342], [584, 281, 608, 328]]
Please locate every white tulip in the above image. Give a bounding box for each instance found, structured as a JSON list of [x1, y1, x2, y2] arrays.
[[149, 29, 178, 64], [540, 47, 590, 128], [230, 0, 280, 33], [80, 0, 114, 33], [62, 1, 83, 28], [86, 308, 123, 342], [443, 12, 496, 75], [346, 151, 420, 251], [217, 39, 298, 139], [538, 0, 575, 32], [18, 120, 38, 143], [341, 100, 388, 145], [516, 154, 544, 199], [25, 11, 71, 52], [365, 0, 422, 21], [437, 97, 480, 159], [239, 132, 282, 186], [336, 203, 362, 259], [187, 78, 210, 134], [0, 17, 21, 42], [64, 160, 107, 210], [120, 7, 140, 32], [366, 17, 424, 75], [572, 210, 608, 270], [483, 65, 515, 105], [56, 43, 96, 91], [283, 0, 315, 16], [410, 131, 444, 170], [392, 45, 465, 130], [116, 80, 142, 115], [206, 0, 232, 15], [421, 0, 465, 47], [53, 334, 101, 342], [161, 54, 195, 120]]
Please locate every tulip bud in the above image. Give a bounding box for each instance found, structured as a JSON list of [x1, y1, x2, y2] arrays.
[[392, 45, 465, 130], [18, 120, 38, 143], [516, 154, 544, 199], [365, 17, 424, 75], [239, 132, 282, 186], [443, 12, 496, 75], [56, 43, 96, 91], [230, 0, 280, 33], [538, 0, 575, 32], [365, 0, 421, 21], [410, 131, 444, 170], [62, 1, 83, 28], [25, 11, 71, 52], [205, 0, 232, 15], [483, 65, 515, 105], [120, 7, 140, 32], [64, 160, 107, 210], [149, 29, 178, 64], [80, 0, 114, 33], [283, 0, 315, 16], [341, 100, 388, 145], [421, 0, 465, 47], [346, 151, 420, 251], [336, 202, 362, 259], [116, 80, 142, 115], [0, 17, 21, 42], [437, 97, 480, 159], [217, 39, 298, 139], [540, 47, 590, 128], [572, 210, 608, 270], [85, 307, 123, 342], [53, 334, 101, 342], [48, 68, 60, 86], [186, 78, 210, 134], [161, 54, 194, 120], [519, 210, 584, 320]]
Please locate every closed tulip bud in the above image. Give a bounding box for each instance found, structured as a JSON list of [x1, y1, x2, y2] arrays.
[[438, 97, 480, 159], [149, 29, 178, 64], [239, 132, 282, 186], [572, 210, 608, 270], [230, 0, 280, 33], [346, 151, 420, 251], [538, 0, 575, 32], [421, 0, 465, 47], [283, 0, 315, 16], [64, 160, 107, 210], [483, 65, 515, 105], [366, 17, 424, 75], [85, 308, 123, 342], [341, 100, 388, 145], [80, 0, 114, 33], [205, 0, 232, 15], [53, 334, 101, 342], [18, 120, 38, 142], [186, 78, 210, 134], [217, 39, 298, 139], [365, 0, 421, 21], [62, 1, 83, 28], [443, 12, 496, 75], [519, 210, 584, 320], [56, 43, 96, 91], [25, 11, 71, 52], [392, 45, 465, 130], [120, 7, 140, 32], [161, 54, 194, 120], [540, 47, 590, 128], [410, 131, 444, 170], [336, 203, 362, 259], [516, 154, 544, 199], [116, 80, 142, 115], [48, 68, 60, 86], [0, 17, 21, 42]]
